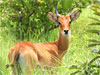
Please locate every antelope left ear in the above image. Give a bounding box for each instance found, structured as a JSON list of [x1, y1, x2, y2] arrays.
[[47, 12, 57, 23], [70, 10, 80, 22]]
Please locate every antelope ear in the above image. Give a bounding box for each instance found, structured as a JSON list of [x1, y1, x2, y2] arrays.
[[70, 10, 80, 21], [47, 12, 58, 23]]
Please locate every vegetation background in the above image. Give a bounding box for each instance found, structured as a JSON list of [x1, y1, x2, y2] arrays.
[[0, 0, 100, 75]]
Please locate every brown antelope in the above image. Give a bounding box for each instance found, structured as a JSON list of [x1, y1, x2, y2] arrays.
[[6, 3, 80, 75]]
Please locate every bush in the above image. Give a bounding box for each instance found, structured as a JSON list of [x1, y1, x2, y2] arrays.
[[0, 0, 92, 40]]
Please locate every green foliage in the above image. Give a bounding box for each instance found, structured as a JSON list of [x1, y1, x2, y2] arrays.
[[0, 0, 100, 75], [70, 1, 100, 74], [0, 0, 93, 40], [0, 7, 98, 75], [74, 0, 92, 8], [61, 0, 74, 9], [86, 2, 100, 74], [0, 0, 59, 40]]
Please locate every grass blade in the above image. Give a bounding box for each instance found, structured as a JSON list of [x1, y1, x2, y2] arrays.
[[86, 44, 99, 48], [87, 23, 100, 25], [89, 17, 100, 22], [86, 30, 100, 35], [88, 39, 100, 43], [69, 65, 79, 69]]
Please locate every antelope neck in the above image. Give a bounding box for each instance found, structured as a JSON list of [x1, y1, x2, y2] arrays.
[[56, 30, 69, 56]]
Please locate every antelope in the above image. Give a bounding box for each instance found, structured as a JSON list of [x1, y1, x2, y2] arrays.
[[6, 3, 80, 75]]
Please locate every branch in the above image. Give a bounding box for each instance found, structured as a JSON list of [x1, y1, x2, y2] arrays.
[[20, 0, 27, 13], [27, 10, 36, 18], [8, 15, 23, 22], [27, 2, 40, 18]]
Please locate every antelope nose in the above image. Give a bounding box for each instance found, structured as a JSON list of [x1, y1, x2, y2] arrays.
[[64, 30, 69, 34]]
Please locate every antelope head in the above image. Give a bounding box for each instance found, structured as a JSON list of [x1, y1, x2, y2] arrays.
[[48, 3, 80, 37]]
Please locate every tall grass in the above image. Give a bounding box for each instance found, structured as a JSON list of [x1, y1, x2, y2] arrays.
[[0, 8, 99, 75]]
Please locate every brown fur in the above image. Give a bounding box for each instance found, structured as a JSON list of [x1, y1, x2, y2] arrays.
[[7, 10, 80, 75]]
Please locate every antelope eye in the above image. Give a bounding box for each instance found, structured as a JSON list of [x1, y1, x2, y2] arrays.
[[69, 20, 72, 24], [58, 21, 61, 25]]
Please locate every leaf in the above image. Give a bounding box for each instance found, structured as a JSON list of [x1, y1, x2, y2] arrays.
[[86, 30, 100, 35], [89, 17, 100, 22], [61, 0, 74, 9], [88, 56, 100, 66], [81, 62, 87, 67], [70, 70, 81, 75], [0, 70, 4, 75], [88, 39, 100, 43], [69, 65, 79, 69], [94, 12, 100, 16], [86, 44, 99, 48], [91, 8, 97, 13], [90, 48, 100, 54], [87, 23, 100, 25], [96, 60, 100, 67], [92, 5, 100, 9]]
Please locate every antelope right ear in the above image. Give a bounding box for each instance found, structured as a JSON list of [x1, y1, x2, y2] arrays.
[[70, 10, 80, 22], [47, 12, 58, 23]]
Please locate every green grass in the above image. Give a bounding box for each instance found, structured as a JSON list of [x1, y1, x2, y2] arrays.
[[0, 8, 100, 75]]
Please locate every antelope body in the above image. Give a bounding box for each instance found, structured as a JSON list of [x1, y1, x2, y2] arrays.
[[6, 4, 80, 75]]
